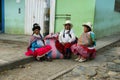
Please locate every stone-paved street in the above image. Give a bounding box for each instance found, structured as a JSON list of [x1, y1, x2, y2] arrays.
[[55, 43, 120, 80]]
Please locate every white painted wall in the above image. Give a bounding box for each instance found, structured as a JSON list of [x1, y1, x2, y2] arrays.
[[49, 0, 56, 33], [25, 0, 46, 35], [25, 0, 56, 35]]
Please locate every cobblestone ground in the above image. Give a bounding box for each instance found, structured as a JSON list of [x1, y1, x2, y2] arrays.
[[55, 42, 120, 80]]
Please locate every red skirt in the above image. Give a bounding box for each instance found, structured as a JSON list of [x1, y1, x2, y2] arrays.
[[55, 40, 72, 55], [71, 44, 96, 59], [25, 45, 52, 58]]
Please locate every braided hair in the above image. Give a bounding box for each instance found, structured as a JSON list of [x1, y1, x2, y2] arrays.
[[32, 23, 42, 38], [32, 23, 41, 31]]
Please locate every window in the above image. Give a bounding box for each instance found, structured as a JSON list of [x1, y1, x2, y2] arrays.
[[114, 0, 120, 12]]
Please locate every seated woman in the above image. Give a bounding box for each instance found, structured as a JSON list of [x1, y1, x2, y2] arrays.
[[25, 23, 52, 61], [71, 22, 96, 62], [55, 20, 76, 59]]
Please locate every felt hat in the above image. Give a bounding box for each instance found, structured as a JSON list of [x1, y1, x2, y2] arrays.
[[82, 22, 92, 29], [64, 20, 72, 26]]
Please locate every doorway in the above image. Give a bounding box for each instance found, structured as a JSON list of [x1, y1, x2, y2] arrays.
[[0, 0, 4, 33], [0, 0, 2, 32], [25, 0, 50, 36]]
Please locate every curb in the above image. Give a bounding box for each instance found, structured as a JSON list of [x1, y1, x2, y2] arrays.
[[0, 39, 34, 72], [0, 57, 35, 72], [47, 64, 80, 80], [0, 39, 28, 45]]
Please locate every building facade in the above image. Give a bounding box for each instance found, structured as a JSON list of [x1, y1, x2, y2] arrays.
[[1, 0, 120, 39], [55, 0, 120, 38], [94, 0, 120, 38], [2, 0, 54, 36], [54, 0, 96, 37]]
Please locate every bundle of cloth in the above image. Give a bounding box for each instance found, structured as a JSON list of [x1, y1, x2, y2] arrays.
[[44, 33, 64, 59]]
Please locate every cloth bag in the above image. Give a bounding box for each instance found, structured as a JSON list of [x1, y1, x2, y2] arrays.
[[44, 33, 63, 59]]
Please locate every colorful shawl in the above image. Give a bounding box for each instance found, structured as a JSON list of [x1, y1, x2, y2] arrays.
[[78, 31, 96, 47]]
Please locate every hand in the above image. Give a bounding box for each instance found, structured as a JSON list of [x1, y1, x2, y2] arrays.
[[61, 42, 65, 45]]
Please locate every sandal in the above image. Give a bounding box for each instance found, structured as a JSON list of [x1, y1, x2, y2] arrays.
[[78, 58, 86, 62]]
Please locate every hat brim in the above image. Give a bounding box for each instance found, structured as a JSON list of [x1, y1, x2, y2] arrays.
[[63, 23, 73, 27], [82, 24, 91, 28]]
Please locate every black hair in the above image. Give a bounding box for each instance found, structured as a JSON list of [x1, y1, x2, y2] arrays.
[[32, 23, 41, 31], [84, 25, 91, 32]]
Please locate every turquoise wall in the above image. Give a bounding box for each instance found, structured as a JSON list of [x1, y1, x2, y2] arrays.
[[5, 0, 25, 34], [94, 0, 120, 38], [55, 0, 95, 37]]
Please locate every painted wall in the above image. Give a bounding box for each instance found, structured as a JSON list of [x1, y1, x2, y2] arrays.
[[55, 0, 95, 37], [5, 0, 25, 34], [94, 0, 120, 38]]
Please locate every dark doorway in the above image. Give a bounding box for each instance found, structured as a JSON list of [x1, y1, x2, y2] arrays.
[[0, 0, 2, 32], [0, 0, 4, 33]]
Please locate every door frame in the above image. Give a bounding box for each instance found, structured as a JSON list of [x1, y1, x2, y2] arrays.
[[49, 0, 56, 33], [1, 0, 4, 33]]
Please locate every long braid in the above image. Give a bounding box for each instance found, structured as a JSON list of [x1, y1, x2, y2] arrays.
[[39, 33, 45, 45], [63, 29, 72, 38], [63, 30, 65, 38]]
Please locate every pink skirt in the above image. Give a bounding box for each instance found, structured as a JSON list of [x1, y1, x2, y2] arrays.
[[25, 45, 52, 58], [71, 44, 96, 59]]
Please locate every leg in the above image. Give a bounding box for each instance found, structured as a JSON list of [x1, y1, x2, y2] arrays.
[[45, 54, 52, 62], [64, 43, 72, 59], [66, 48, 72, 59], [75, 55, 81, 61]]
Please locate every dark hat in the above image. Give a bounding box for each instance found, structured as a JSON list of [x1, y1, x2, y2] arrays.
[[32, 23, 41, 31]]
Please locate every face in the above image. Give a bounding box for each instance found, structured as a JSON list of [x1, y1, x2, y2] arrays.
[[83, 26, 89, 33], [64, 24, 71, 30], [34, 29, 40, 35]]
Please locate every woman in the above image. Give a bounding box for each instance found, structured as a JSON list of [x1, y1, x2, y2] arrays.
[[71, 22, 96, 62], [25, 23, 52, 61], [55, 20, 76, 59]]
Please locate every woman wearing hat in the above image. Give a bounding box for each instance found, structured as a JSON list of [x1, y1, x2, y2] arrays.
[[25, 23, 52, 61], [55, 20, 76, 59], [71, 22, 96, 62]]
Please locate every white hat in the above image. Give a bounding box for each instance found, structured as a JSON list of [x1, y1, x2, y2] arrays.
[[64, 20, 72, 25], [82, 22, 92, 28]]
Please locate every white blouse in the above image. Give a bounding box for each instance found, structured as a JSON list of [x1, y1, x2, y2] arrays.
[[33, 34, 44, 46], [59, 29, 75, 43]]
